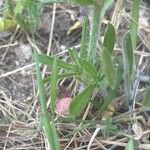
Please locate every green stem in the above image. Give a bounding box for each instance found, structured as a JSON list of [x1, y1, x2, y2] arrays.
[[88, 5, 103, 63], [88, 0, 114, 63]]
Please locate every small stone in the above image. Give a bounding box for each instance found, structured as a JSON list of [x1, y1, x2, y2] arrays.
[[15, 44, 32, 62]]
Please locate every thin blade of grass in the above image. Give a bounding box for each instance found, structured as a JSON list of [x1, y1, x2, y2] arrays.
[[49, 58, 60, 149], [50, 58, 57, 115], [126, 138, 134, 150], [130, 0, 140, 50], [44, 72, 76, 83], [34, 53, 60, 150]]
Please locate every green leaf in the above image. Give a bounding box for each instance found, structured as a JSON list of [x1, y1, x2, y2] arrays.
[[101, 22, 115, 87], [34, 53, 60, 150], [50, 58, 57, 115], [101, 0, 114, 17], [126, 138, 134, 150], [49, 122, 60, 150], [14, 1, 23, 15], [100, 64, 123, 111], [68, 49, 78, 64], [122, 31, 133, 106], [16, 14, 31, 31], [122, 31, 133, 77], [70, 84, 96, 117], [78, 58, 98, 79], [101, 118, 118, 138], [143, 88, 150, 107], [80, 17, 89, 58], [74, 0, 94, 5], [0, 18, 16, 31], [44, 72, 76, 83], [101, 47, 115, 87], [103, 22, 115, 54], [35, 54, 73, 69], [130, 0, 140, 50]]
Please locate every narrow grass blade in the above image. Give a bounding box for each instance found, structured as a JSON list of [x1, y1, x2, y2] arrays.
[[130, 0, 140, 50], [70, 84, 96, 117], [49, 58, 60, 149], [34, 54, 60, 150], [50, 58, 57, 115], [44, 72, 76, 83], [35, 53, 73, 69], [49, 121, 60, 150], [126, 138, 134, 150]]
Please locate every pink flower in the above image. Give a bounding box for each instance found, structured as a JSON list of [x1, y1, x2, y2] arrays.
[[56, 97, 72, 116]]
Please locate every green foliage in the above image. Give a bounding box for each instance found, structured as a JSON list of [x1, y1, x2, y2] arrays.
[[100, 63, 123, 112], [50, 59, 58, 115], [68, 49, 79, 64], [5, 0, 42, 31], [14, 1, 24, 16], [88, 0, 114, 63], [101, 118, 118, 138], [130, 0, 140, 50], [69, 84, 96, 117], [143, 88, 150, 107], [34, 53, 60, 150], [101, 47, 115, 87], [88, 3, 104, 62], [122, 31, 133, 106], [35, 54, 74, 69], [126, 138, 134, 150], [32, 0, 141, 147], [0, 18, 16, 31], [80, 17, 89, 59], [103, 23, 115, 54], [78, 58, 98, 79], [49, 122, 60, 150], [44, 72, 76, 83], [122, 31, 133, 78], [101, 23, 116, 87], [74, 0, 94, 5]]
